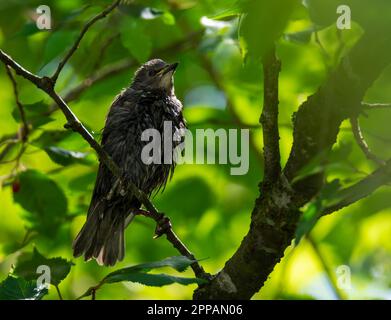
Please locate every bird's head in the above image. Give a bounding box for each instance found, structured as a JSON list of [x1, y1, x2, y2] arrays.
[[131, 59, 178, 95]]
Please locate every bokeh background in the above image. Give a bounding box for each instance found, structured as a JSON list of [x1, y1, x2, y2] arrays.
[[0, 0, 391, 300]]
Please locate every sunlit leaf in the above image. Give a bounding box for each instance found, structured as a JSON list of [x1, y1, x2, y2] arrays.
[[0, 275, 48, 300], [119, 4, 175, 24], [209, 1, 242, 20], [284, 27, 315, 44], [14, 248, 74, 286]]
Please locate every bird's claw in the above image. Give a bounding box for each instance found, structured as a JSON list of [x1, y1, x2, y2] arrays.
[[153, 214, 172, 239]]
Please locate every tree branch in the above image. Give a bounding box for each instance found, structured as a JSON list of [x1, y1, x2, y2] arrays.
[[5, 65, 29, 141], [194, 30, 391, 299], [322, 158, 391, 216], [260, 47, 281, 184], [350, 116, 386, 166], [362, 102, 391, 110], [51, 0, 120, 83]]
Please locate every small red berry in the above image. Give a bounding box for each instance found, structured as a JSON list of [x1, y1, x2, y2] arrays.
[[12, 181, 21, 193]]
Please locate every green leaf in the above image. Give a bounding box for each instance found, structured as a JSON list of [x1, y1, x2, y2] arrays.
[[68, 171, 96, 192], [284, 27, 315, 44], [209, 1, 242, 20], [292, 142, 354, 184], [78, 256, 206, 299], [14, 248, 74, 286], [304, 0, 341, 27], [31, 130, 73, 148], [239, 0, 300, 60], [161, 12, 176, 25], [120, 20, 152, 63], [0, 275, 48, 300], [13, 170, 68, 237], [105, 272, 205, 287], [295, 179, 342, 244], [12, 22, 40, 38], [44, 146, 93, 166], [107, 256, 197, 276], [291, 150, 329, 184], [42, 30, 76, 66], [295, 203, 320, 245], [12, 101, 53, 128], [304, 0, 391, 30], [119, 5, 175, 24]]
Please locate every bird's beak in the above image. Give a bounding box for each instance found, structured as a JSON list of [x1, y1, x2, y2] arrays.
[[158, 62, 179, 76]]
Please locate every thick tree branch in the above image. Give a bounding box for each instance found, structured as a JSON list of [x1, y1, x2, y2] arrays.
[[0, 49, 42, 84], [51, 0, 120, 83], [260, 47, 281, 184], [194, 30, 391, 299]]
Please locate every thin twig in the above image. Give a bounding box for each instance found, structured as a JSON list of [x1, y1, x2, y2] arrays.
[[91, 288, 96, 300], [55, 285, 63, 300], [92, 33, 119, 70], [307, 236, 346, 300], [350, 117, 386, 166], [261, 47, 281, 184], [5, 66, 29, 141], [362, 102, 391, 110], [51, 0, 120, 83], [314, 31, 331, 68], [0, 140, 18, 162]]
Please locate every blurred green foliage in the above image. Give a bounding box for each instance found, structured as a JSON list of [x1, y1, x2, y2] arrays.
[[0, 0, 391, 300]]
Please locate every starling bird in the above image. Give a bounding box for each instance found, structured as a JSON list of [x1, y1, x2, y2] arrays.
[[73, 59, 186, 266]]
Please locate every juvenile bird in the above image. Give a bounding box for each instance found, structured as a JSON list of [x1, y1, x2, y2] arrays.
[[73, 59, 186, 266]]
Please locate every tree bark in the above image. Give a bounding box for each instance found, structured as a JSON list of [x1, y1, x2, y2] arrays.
[[194, 31, 391, 300]]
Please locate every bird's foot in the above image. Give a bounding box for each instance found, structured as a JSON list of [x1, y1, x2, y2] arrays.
[[153, 213, 172, 239]]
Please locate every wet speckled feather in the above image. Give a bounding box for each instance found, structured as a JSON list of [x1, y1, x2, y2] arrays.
[[73, 59, 186, 266]]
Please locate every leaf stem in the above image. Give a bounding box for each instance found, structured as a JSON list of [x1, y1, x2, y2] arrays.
[[55, 285, 63, 300]]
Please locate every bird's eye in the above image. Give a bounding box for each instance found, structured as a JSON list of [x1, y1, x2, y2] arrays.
[[148, 70, 155, 77]]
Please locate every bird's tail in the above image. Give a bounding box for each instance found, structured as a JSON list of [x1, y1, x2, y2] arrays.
[[72, 201, 133, 266]]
